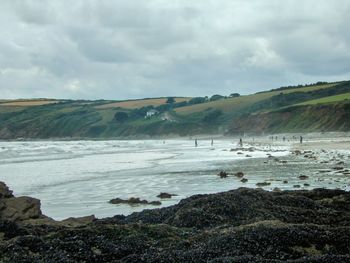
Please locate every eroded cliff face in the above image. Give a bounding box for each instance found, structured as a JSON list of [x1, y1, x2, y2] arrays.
[[229, 103, 350, 134], [1, 181, 350, 262]]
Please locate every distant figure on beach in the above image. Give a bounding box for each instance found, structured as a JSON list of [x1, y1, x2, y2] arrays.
[[300, 136, 303, 144], [195, 139, 198, 147], [211, 139, 213, 146], [275, 136, 278, 141], [239, 138, 243, 147], [283, 136, 286, 142]]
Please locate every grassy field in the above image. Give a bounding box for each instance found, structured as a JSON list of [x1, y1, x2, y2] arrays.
[[175, 83, 339, 115], [295, 92, 350, 105], [0, 99, 60, 107], [96, 97, 191, 109]]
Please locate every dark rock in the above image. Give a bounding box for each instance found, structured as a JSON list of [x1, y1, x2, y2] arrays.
[[235, 172, 244, 178], [299, 175, 309, 180], [218, 171, 228, 178], [256, 182, 271, 187], [157, 193, 177, 199], [293, 150, 302, 155], [2, 185, 350, 262], [283, 180, 289, 184], [109, 197, 161, 206], [241, 178, 248, 183], [293, 185, 301, 188], [0, 181, 13, 198]]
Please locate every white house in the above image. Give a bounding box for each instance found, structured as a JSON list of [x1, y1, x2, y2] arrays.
[[145, 109, 159, 118]]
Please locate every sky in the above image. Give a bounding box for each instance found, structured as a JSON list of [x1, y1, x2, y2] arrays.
[[0, 0, 350, 100]]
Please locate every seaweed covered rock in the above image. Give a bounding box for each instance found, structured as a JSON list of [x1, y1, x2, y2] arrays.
[[1, 185, 350, 262]]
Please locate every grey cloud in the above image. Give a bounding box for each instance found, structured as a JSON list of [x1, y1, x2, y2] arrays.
[[0, 0, 349, 100]]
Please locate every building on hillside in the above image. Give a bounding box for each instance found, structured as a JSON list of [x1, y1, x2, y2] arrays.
[[145, 109, 159, 118]]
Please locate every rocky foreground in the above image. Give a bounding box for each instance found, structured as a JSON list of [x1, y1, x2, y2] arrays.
[[1, 182, 350, 262]]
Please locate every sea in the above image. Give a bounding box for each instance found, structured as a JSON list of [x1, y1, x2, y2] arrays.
[[0, 138, 348, 220]]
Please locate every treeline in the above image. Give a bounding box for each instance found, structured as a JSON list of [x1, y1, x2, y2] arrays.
[[258, 81, 330, 94]]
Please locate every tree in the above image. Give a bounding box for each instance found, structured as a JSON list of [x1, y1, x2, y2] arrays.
[[210, 95, 225, 101], [188, 97, 207, 105], [114, 112, 128, 122], [166, 97, 175, 104], [229, 93, 240, 98]]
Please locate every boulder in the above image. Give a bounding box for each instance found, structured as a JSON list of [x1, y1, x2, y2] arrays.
[[0, 182, 44, 223], [0, 182, 13, 198], [0, 196, 43, 222], [256, 182, 271, 187], [218, 171, 228, 178], [157, 193, 177, 199], [109, 197, 161, 206], [298, 175, 309, 180], [235, 172, 244, 178]]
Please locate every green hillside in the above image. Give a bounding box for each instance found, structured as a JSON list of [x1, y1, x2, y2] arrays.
[[296, 92, 350, 106], [0, 80, 349, 139]]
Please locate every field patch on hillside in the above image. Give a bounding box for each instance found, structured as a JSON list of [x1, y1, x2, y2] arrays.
[[96, 97, 191, 109], [296, 92, 350, 105], [175, 83, 339, 115], [0, 99, 60, 107]]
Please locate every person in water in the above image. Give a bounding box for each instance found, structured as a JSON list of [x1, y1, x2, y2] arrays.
[[211, 139, 213, 146], [300, 136, 303, 144], [195, 139, 198, 147], [239, 138, 243, 147]]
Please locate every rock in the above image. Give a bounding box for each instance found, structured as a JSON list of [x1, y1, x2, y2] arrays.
[[60, 215, 96, 227], [240, 178, 248, 183], [0, 196, 43, 222], [237, 152, 243, 155], [235, 172, 244, 178], [157, 193, 177, 199], [298, 175, 309, 180], [283, 180, 288, 184], [218, 171, 228, 178], [256, 182, 271, 187], [0, 181, 13, 198], [304, 183, 310, 187], [293, 185, 301, 188], [273, 187, 281, 192], [2, 187, 350, 262], [293, 150, 302, 155], [333, 167, 344, 170], [109, 197, 161, 206], [0, 182, 44, 223]]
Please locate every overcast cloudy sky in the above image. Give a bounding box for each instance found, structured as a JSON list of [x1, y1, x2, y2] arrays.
[[1, 0, 350, 100]]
